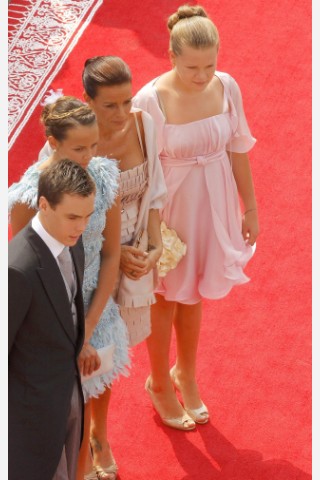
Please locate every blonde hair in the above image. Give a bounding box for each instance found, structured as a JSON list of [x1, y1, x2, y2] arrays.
[[41, 96, 96, 141], [168, 5, 219, 55]]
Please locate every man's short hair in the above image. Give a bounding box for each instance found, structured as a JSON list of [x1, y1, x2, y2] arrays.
[[37, 159, 96, 208]]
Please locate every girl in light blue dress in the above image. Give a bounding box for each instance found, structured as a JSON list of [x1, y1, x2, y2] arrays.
[[8, 96, 129, 480]]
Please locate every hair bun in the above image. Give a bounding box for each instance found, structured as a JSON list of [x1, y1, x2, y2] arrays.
[[167, 5, 208, 30]]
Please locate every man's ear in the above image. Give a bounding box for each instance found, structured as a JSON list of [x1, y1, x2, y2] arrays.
[[38, 196, 49, 213]]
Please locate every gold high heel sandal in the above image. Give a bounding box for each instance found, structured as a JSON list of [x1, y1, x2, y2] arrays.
[[84, 464, 118, 480], [84, 442, 118, 480], [170, 366, 209, 425], [95, 464, 118, 480], [145, 376, 196, 431]]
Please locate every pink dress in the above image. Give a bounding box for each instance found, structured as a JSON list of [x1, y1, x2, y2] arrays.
[[133, 71, 256, 304]]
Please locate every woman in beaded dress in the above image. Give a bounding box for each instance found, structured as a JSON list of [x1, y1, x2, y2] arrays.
[[81, 56, 167, 476], [8, 96, 130, 480]]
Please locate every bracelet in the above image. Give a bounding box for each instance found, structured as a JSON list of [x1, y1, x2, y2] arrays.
[[243, 208, 257, 215]]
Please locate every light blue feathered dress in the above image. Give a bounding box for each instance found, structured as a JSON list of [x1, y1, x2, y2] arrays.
[[8, 156, 131, 402]]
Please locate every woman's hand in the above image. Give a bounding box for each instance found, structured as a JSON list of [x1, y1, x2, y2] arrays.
[[242, 209, 259, 246], [120, 245, 149, 280], [120, 245, 161, 280]]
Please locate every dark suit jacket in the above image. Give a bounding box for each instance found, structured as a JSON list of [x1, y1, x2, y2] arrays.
[[8, 223, 85, 480]]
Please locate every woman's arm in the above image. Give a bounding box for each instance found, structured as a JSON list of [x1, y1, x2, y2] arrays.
[[10, 203, 37, 237], [84, 194, 121, 343], [227, 151, 259, 246]]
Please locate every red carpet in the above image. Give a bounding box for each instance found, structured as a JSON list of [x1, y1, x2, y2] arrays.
[[8, 1, 312, 479]]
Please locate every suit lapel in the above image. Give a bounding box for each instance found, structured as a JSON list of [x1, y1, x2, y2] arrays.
[[25, 226, 77, 345]]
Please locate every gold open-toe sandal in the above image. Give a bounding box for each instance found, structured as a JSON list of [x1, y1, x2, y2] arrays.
[[84, 463, 118, 480]]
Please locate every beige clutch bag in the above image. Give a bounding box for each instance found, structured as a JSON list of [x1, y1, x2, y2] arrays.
[[157, 221, 187, 277], [81, 344, 115, 382]]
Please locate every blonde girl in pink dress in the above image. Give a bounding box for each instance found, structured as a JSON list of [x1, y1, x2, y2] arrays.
[[133, 4, 259, 430]]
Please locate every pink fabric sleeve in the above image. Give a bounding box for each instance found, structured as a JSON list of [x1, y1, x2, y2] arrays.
[[140, 110, 167, 210], [133, 81, 166, 155], [224, 74, 256, 153]]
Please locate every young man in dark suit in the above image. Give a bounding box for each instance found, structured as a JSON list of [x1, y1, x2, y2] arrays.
[[8, 159, 101, 480]]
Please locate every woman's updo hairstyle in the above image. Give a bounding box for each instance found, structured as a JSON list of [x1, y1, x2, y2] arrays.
[[41, 96, 96, 142], [168, 5, 219, 55], [82, 56, 132, 99]]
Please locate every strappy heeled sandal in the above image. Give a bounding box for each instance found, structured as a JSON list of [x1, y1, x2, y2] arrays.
[[94, 463, 118, 480], [84, 441, 118, 480], [84, 463, 118, 480]]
